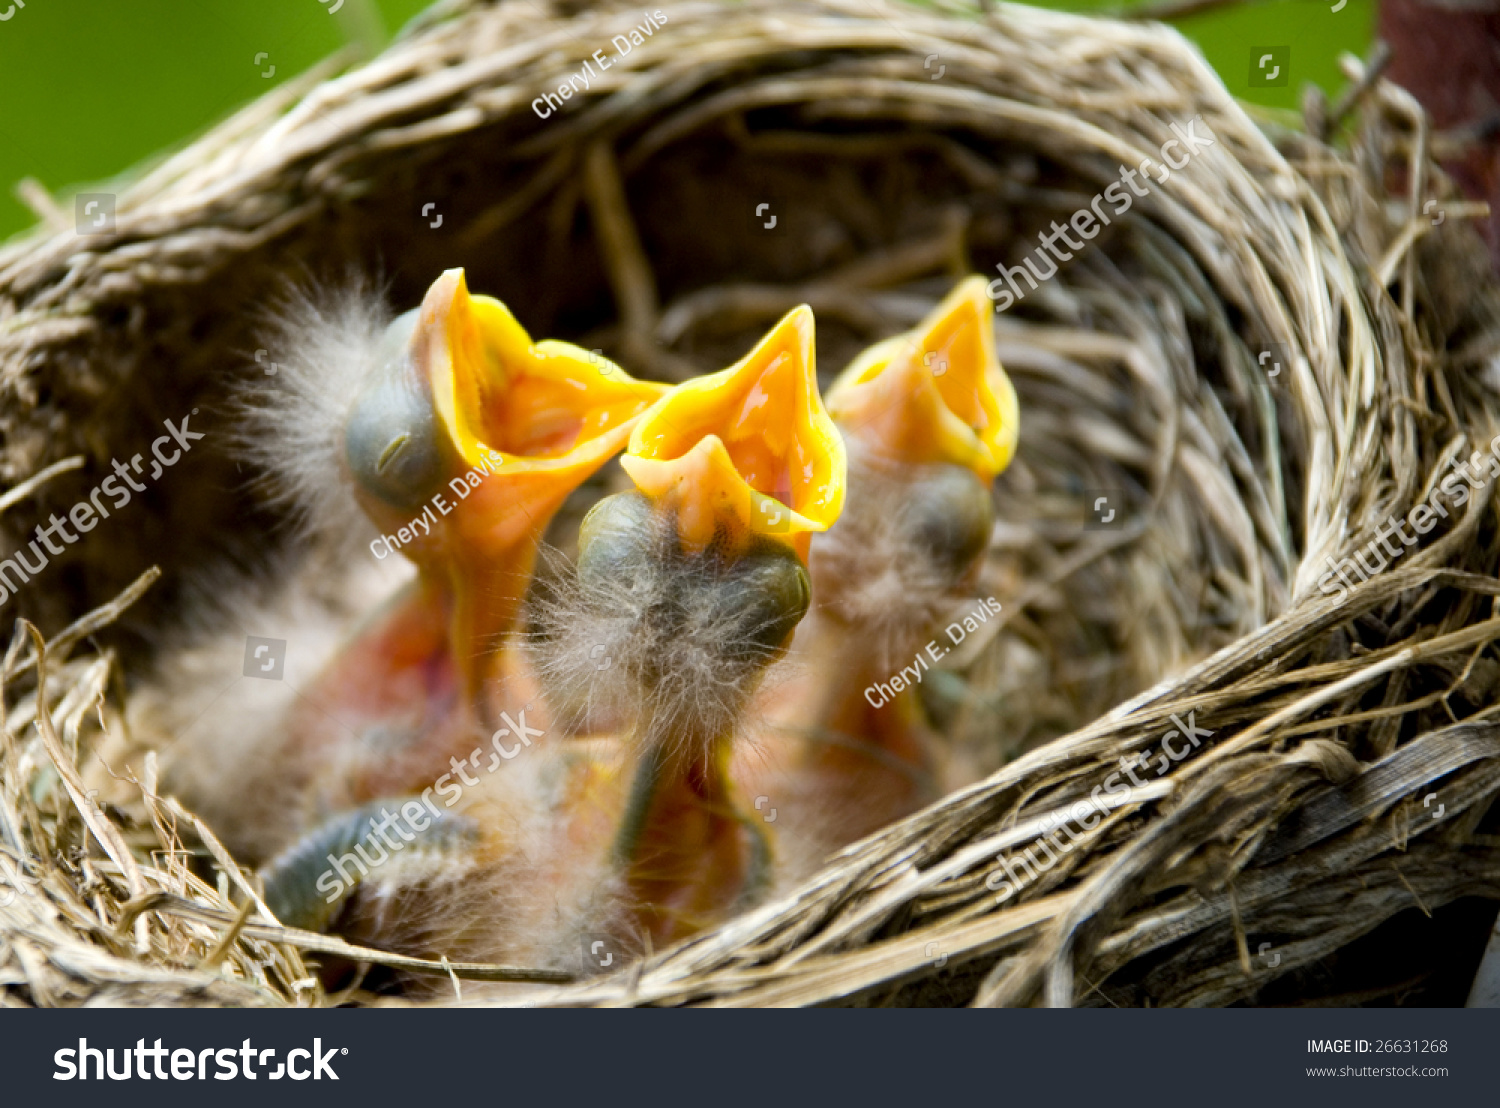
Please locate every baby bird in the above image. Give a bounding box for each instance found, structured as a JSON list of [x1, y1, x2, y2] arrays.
[[734, 276, 1019, 886], [528, 304, 845, 942], [258, 307, 847, 975], [166, 270, 665, 864]]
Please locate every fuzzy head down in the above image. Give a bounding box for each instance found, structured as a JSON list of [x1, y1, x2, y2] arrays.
[[525, 491, 809, 758]]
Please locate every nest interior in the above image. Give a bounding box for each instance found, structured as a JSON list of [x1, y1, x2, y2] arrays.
[[3, 0, 1500, 1007]]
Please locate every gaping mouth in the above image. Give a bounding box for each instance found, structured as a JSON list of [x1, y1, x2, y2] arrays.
[[619, 305, 846, 555], [419, 267, 668, 479], [825, 276, 1019, 482]]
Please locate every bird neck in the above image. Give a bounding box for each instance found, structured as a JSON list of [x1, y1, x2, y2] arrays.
[[610, 736, 765, 944], [789, 610, 933, 769], [438, 538, 540, 716]]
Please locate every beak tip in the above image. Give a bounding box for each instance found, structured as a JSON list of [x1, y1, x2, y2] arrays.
[[421, 268, 472, 324]]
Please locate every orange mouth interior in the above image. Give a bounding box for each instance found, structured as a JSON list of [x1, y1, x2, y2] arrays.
[[420, 268, 667, 477]]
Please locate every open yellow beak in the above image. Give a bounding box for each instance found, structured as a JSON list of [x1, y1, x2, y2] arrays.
[[407, 268, 668, 555], [620, 305, 846, 559], [373, 269, 665, 704], [826, 276, 1018, 482]]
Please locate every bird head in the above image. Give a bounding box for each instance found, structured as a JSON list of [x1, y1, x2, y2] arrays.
[[529, 306, 847, 750], [346, 268, 666, 558], [810, 277, 1020, 639]]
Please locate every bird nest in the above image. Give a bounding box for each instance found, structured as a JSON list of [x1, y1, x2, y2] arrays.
[[3, 0, 1500, 1008]]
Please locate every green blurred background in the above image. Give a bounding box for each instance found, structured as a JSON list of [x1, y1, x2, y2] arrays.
[[0, 0, 1372, 245]]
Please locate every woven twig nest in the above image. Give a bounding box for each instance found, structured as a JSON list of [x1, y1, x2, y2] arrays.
[[3, 0, 1500, 1008]]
